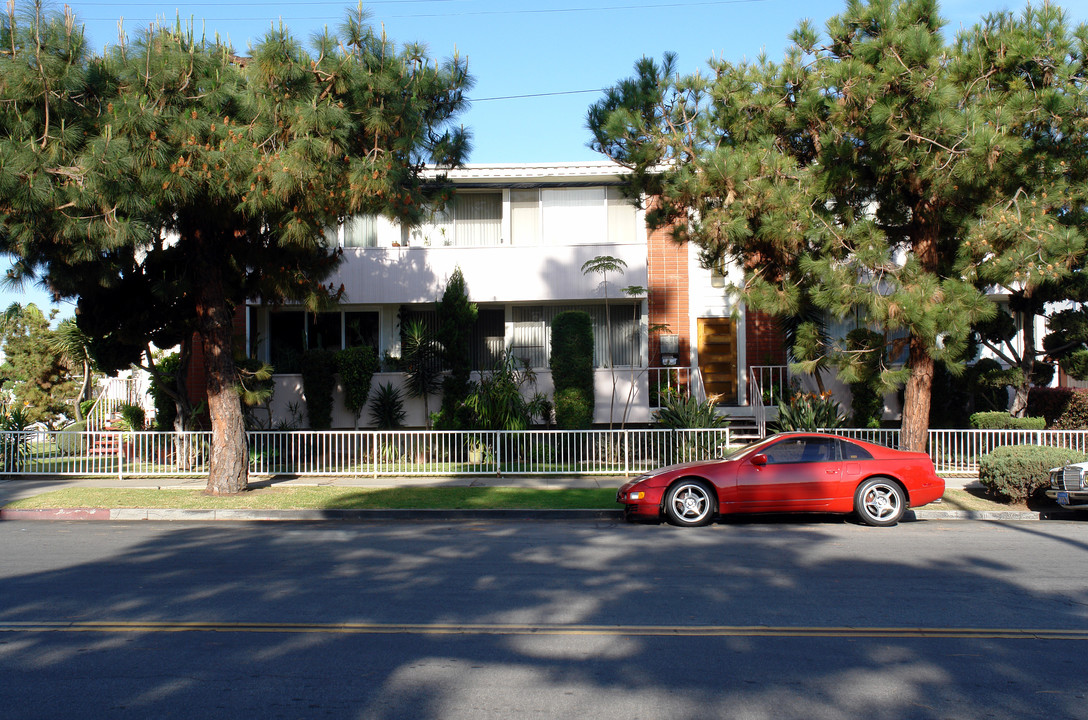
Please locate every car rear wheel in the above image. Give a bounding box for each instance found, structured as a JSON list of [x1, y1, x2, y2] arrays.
[[854, 477, 906, 527], [664, 480, 716, 527]]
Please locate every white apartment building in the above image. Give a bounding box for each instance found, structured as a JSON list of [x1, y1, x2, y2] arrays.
[[243, 161, 788, 428]]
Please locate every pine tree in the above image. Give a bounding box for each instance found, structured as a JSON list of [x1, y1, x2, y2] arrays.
[[954, 4, 1088, 416], [0, 4, 471, 492], [588, 0, 1087, 450], [0, 303, 78, 426]]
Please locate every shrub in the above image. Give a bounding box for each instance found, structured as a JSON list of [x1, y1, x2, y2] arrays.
[[118, 403, 146, 431], [969, 412, 1046, 430], [1052, 391, 1088, 430], [337, 345, 380, 427], [654, 390, 728, 429], [56, 420, 85, 454], [551, 311, 594, 429], [770, 393, 846, 432], [978, 445, 1087, 503], [434, 267, 477, 430], [368, 382, 406, 429], [1027, 387, 1088, 429], [148, 353, 182, 430], [300, 349, 338, 429], [465, 353, 540, 431], [555, 388, 593, 429]]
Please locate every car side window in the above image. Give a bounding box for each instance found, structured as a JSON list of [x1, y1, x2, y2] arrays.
[[838, 440, 873, 461], [763, 438, 839, 465]]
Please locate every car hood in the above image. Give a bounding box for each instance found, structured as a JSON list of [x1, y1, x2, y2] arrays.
[[1052, 461, 1088, 472], [635, 458, 726, 481]]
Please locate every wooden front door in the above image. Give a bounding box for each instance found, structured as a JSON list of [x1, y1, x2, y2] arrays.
[[698, 317, 738, 404]]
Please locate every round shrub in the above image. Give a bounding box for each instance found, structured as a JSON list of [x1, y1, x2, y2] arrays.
[[56, 421, 86, 454], [978, 445, 1087, 503]]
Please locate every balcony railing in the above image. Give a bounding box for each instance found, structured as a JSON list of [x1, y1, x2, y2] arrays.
[[648, 367, 703, 410]]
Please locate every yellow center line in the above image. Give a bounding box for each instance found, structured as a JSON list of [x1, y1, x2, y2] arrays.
[[0, 621, 1086, 640]]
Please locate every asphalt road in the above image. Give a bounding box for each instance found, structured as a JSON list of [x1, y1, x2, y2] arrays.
[[1, 517, 1087, 719]]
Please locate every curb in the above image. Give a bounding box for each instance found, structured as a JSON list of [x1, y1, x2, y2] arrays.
[[0, 508, 1082, 522]]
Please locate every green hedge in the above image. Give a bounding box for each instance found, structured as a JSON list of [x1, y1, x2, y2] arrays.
[[551, 311, 594, 429], [301, 349, 338, 429], [969, 412, 1045, 430], [978, 445, 1087, 503], [1027, 387, 1088, 429]]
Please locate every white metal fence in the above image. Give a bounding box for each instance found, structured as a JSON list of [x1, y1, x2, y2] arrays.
[[3, 427, 1087, 479], [0, 428, 736, 478], [831, 428, 1088, 475]]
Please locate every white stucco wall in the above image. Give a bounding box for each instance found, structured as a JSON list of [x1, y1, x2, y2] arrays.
[[262, 368, 650, 429]]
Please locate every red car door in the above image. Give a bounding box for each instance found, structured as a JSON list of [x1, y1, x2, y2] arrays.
[[733, 436, 843, 512]]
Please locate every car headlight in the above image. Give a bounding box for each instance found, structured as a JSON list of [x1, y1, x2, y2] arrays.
[[627, 491, 645, 501]]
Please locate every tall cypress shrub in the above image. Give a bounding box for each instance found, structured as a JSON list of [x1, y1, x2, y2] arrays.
[[435, 267, 478, 429], [551, 311, 595, 429], [301, 349, 338, 429]]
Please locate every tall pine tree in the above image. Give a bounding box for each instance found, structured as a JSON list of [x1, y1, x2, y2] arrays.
[[589, 0, 1086, 450], [0, 4, 471, 492]]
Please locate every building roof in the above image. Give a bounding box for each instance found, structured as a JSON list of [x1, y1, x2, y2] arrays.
[[427, 161, 631, 185]]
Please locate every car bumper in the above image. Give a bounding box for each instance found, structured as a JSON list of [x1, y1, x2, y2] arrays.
[[617, 485, 664, 518], [1046, 489, 1088, 509]]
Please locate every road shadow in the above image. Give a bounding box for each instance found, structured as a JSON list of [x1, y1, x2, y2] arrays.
[[1, 518, 1086, 718]]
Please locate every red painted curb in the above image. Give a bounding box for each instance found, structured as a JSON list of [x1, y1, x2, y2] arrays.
[[0, 508, 111, 521]]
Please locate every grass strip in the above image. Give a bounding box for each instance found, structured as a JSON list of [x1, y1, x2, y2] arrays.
[[2, 487, 620, 511], [2, 486, 1047, 513]]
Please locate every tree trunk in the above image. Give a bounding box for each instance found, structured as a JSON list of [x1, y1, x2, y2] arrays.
[[74, 360, 91, 422], [900, 219, 940, 454], [193, 242, 248, 495], [901, 334, 933, 453], [1009, 309, 1035, 418]]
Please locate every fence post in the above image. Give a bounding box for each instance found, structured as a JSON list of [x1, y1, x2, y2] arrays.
[[623, 429, 629, 476], [493, 430, 501, 476], [117, 431, 124, 481]]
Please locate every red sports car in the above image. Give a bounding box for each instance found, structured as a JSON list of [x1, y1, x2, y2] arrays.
[[617, 432, 944, 527]]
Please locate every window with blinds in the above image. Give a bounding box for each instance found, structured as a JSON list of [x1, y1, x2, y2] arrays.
[[542, 188, 606, 244], [511, 304, 641, 368], [453, 192, 502, 246], [344, 215, 378, 248]]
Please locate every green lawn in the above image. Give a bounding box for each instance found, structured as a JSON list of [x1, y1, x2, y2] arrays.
[[2, 486, 1049, 513], [2, 486, 621, 511]]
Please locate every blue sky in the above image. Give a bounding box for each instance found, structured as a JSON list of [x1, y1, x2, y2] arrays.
[[5, 0, 1086, 316]]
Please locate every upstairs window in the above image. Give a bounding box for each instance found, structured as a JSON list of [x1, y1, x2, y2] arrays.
[[344, 216, 378, 248], [543, 188, 606, 244], [420, 192, 502, 247]]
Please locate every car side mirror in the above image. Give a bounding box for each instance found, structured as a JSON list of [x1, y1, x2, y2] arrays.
[[751, 454, 767, 467]]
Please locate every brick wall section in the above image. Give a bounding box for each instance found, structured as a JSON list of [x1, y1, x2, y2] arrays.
[[745, 309, 787, 370], [646, 220, 690, 365], [184, 305, 248, 406]]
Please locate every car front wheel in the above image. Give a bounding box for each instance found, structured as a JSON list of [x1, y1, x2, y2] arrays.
[[664, 480, 716, 527], [854, 477, 906, 527]]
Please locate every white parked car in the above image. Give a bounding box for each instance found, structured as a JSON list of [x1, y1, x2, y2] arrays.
[[1047, 462, 1088, 509]]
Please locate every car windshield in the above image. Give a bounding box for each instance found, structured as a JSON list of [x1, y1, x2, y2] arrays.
[[721, 435, 781, 461]]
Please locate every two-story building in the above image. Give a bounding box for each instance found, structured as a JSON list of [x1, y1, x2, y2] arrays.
[[240, 161, 788, 428]]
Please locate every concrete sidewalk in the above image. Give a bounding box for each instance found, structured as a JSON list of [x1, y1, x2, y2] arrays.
[[0, 472, 980, 501]]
